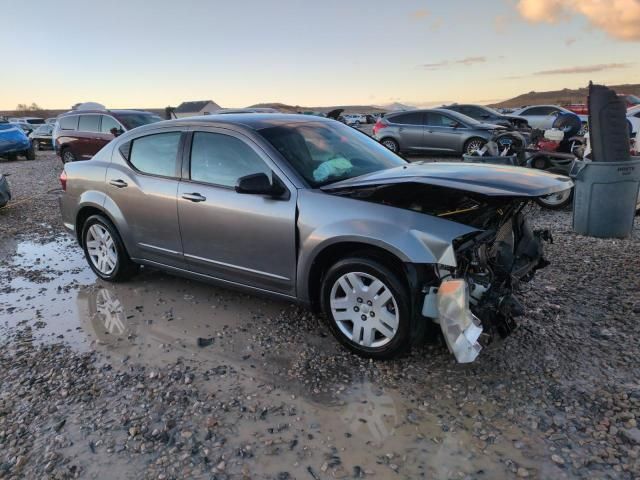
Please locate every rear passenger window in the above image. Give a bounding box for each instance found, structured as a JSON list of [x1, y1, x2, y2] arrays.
[[59, 115, 79, 130], [190, 132, 271, 187], [129, 132, 181, 177], [389, 112, 424, 125], [78, 115, 101, 133]]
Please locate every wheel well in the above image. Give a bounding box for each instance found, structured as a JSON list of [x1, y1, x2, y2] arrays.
[[307, 242, 408, 312], [75, 206, 105, 246]]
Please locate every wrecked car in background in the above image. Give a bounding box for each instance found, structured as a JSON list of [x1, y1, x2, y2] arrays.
[[59, 114, 571, 362], [0, 121, 35, 160], [441, 104, 531, 131]]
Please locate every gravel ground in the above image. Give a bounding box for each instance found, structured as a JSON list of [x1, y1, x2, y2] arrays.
[[1, 152, 640, 479]]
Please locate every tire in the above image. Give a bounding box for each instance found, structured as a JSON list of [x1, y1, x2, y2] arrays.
[[380, 138, 399, 153], [535, 188, 573, 209], [464, 137, 486, 155], [81, 214, 138, 282], [24, 146, 36, 160], [61, 148, 76, 164], [320, 257, 412, 359]]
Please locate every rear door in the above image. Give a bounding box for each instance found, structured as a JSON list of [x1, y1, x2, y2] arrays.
[[177, 128, 297, 295], [105, 129, 186, 268], [76, 114, 103, 159], [388, 112, 425, 151], [423, 112, 464, 152]]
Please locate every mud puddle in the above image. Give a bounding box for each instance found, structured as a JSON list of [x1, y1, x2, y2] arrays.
[[0, 235, 562, 479]]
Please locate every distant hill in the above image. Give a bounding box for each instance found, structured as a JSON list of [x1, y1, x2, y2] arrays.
[[490, 84, 640, 109]]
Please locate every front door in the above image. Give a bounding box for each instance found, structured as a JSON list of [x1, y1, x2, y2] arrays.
[[105, 129, 185, 268], [424, 112, 464, 152], [177, 129, 297, 296]]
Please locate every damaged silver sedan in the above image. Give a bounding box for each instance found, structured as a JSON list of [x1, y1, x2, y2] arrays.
[[59, 114, 572, 361]]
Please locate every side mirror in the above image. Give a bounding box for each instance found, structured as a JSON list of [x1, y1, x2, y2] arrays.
[[451, 122, 461, 129], [235, 173, 286, 198], [110, 127, 124, 137]]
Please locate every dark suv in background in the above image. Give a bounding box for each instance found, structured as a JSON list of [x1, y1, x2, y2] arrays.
[[441, 104, 530, 130], [53, 109, 162, 163]]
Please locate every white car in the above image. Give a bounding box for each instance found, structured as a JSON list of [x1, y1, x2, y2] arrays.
[[512, 105, 588, 131], [343, 114, 367, 126], [627, 105, 640, 135]]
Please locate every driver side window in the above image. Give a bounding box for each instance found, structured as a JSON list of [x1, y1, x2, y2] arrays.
[[190, 132, 271, 187]]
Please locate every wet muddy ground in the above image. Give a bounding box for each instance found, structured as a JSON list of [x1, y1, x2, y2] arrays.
[[1, 152, 640, 479]]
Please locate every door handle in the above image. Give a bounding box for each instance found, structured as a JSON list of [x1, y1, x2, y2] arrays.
[[182, 192, 206, 202], [109, 179, 128, 188]]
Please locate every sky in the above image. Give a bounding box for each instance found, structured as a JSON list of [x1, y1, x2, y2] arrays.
[[1, 0, 639, 110]]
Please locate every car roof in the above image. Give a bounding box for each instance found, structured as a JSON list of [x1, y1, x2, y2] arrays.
[[59, 109, 156, 117], [129, 113, 334, 134]]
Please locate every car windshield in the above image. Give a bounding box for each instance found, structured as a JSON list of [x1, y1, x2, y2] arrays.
[[116, 113, 162, 130], [25, 119, 45, 125], [259, 121, 406, 187]]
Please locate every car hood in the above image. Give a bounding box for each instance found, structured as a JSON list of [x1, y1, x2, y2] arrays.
[[321, 162, 573, 197], [474, 123, 506, 131]]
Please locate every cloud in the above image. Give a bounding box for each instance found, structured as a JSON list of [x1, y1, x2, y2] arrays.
[[494, 14, 510, 34], [421, 56, 488, 70], [455, 56, 487, 66], [516, 0, 640, 41], [534, 63, 632, 75], [410, 9, 430, 20]]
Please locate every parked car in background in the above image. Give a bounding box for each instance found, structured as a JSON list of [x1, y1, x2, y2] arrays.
[[29, 123, 54, 150], [372, 108, 506, 155], [53, 109, 162, 163], [46, 118, 58, 125], [343, 114, 367, 126], [512, 105, 587, 132], [441, 104, 530, 130], [0, 121, 35, 160], [11, 122, 34, 136], [9, 117, 45, 126], [626, 105, 640, 135], [565, 94, 640, 116], [59, 113, 569, 361]]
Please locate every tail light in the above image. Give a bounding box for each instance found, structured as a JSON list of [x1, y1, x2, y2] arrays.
[[59, 170, 67, 191], [372, 119, 387, 136]]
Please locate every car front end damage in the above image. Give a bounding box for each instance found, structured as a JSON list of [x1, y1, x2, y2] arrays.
[[323, 162, 571, 362], [422, 204, 552, 362]]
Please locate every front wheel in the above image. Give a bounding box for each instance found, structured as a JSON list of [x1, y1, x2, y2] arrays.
[[24, 146, 36, 160], [81, 215, 138, 282], [321, 257, 411, 359], [464, 138, 486, 155], [535, 188, 573, 209]]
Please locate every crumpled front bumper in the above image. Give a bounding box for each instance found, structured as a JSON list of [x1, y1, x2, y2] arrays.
[[422, 279, 483, 363]]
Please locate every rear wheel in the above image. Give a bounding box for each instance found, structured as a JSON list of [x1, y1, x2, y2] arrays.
[[464, 138, 486, 155], [321, 257, 411, 359], [61, 148, 76, 164], [380, 138, 399, 153], [81, 214, 138, 282]]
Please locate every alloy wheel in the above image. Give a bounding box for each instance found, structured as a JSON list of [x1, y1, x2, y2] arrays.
[[63, 151, 75, 163], [382, 139, 398, 152], [86, 224, 118, 275], [538, 189, 572, 208], [466, 139, 485, 155], [329, 272, 399, 348]]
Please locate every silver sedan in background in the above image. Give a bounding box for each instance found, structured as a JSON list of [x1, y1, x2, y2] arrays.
[[372, 108, 505, 155], [59, 114, 570, 361]]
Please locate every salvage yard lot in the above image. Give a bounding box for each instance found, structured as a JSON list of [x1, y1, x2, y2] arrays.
[[1, 152, 640, 479]]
